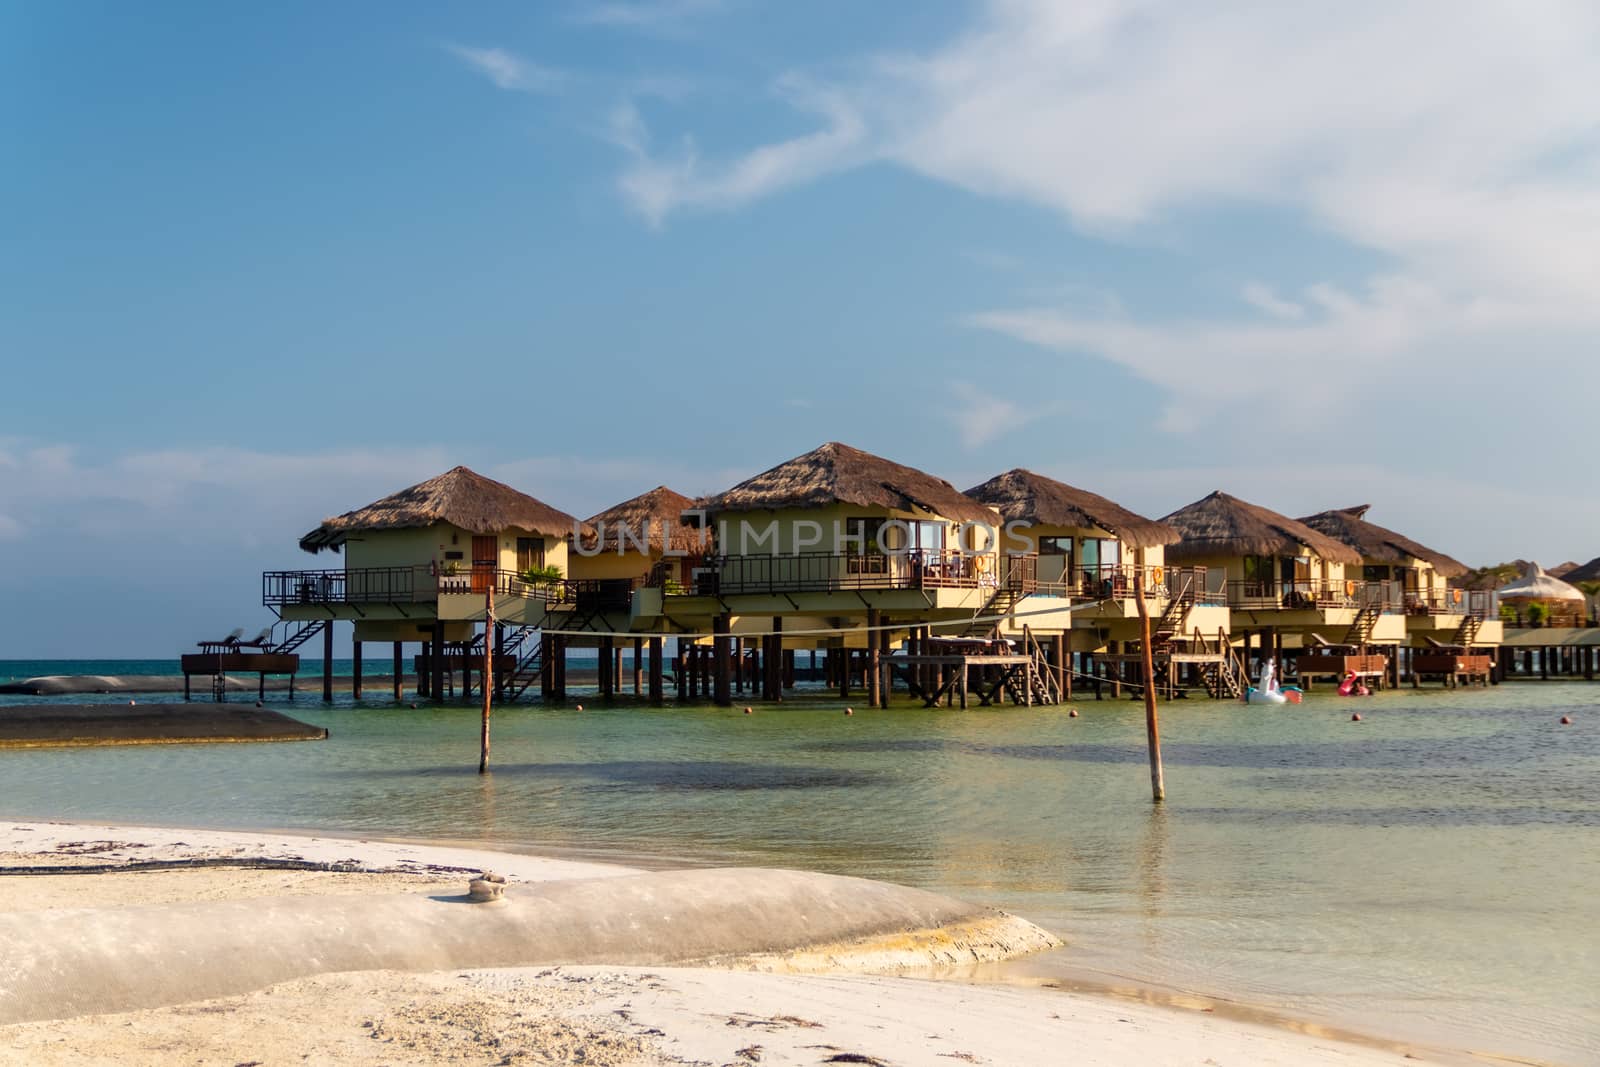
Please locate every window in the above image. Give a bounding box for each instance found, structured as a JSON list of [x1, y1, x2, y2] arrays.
[[1364, 564, 1391, 581], [1039, 536, 1072, 555], [516, 537, 545, 572], [845, 517, 887, 575], [1242, 555, 1273, 580], [910, 521, 945, 553]]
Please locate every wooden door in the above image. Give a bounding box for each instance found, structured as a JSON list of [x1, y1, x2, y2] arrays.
[[471, 535, 498, 594]]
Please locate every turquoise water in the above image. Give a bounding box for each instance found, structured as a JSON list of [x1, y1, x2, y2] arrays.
[[3, 679, 1597, 1063]]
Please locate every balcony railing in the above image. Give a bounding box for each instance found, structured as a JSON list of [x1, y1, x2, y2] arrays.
[[1400, 589, 1498, 617], [1226, 578, 1400, 612], [263, 565, 579, 607], [676, 550, 1037, 596], [1033, 564, 1225, 605]]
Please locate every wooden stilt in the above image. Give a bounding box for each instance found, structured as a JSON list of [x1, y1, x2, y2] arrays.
[[600, 637, 614, 700], [322, 620, 335, 703], [351, 640, 363, 700], [1052, 633, 1066, 701], [495, 623, 506, 701], [393, 641, 403, 701], [713, 616, 732, 706], [633, 637, 643, 695], [649, 636, 663, 704], [838, 641, 850, 700], [1134, 551, 1165, 803], [431, 628, 445, 703], [769, 618, 784, 701], [866, 608, 881, 708], [479, 585, 493, 774], [553, 635, 566, 698]]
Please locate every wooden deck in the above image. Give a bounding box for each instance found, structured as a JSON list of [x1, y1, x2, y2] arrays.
[[1412, 652, 1493, 687], [1297, 653, 1389, 690], [888, 654, 1041, 708], [180, 652, 302, 702]]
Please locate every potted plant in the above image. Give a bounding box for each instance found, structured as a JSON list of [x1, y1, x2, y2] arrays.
[[519, 563, 564, 596], [1525, 602, 1547, 628]]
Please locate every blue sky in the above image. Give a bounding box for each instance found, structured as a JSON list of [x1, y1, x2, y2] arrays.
[[4, 0, 1598, 656]]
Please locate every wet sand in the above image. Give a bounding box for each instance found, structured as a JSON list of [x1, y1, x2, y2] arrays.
[[0, 822, 1455, 1066]]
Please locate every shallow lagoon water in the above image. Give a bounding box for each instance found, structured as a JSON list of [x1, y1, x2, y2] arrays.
[[3, 679, 1597, 1063]]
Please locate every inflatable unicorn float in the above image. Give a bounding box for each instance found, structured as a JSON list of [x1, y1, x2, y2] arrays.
[[1245, 659, 1303, 705]]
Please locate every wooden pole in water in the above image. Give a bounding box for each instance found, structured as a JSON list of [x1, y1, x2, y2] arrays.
[[479, 586, 494, 774], [1134, 549, 1166, 803]]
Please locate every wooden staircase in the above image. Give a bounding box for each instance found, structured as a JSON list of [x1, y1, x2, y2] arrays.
[[1452, 612, 1483, 648], [962, 585, 1027, 638], [502, 626, 545, 701], [1194, 629, 1247, 700], [1020, 626, 1063, 705], [1343, 605, 1381, 648], [268, 620, 326, 655]]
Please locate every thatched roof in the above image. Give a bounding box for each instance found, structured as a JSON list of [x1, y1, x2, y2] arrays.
[[700, 442, 997, 525], [1160, 491, 1362, 565], [1297, 506, 1468, 578], [581, 486, 707, 554], [299, 466, 583, 554], [1564, 556, 1600, 583], [1497, 562, 1586, 602], [963, 469, 1179, 549]]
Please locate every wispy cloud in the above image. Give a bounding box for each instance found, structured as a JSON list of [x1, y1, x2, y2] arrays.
[[942, 382, 1043, 448], [601, 0, 1600, 429], [1240, 282, 1304, 320], [445, 44, 564, 93], [615, 76, 870, 226]]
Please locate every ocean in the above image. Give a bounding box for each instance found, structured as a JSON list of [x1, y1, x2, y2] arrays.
[[2, 666, 1595, 1064]]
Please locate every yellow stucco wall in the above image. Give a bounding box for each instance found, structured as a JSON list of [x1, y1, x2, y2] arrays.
[[713, 503, 994, 556], [340, 524, 567, 578], [569, 548, 658, 582], [1171, 551, 1348, 587]]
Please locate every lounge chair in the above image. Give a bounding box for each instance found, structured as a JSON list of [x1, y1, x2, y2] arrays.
[[236, 627, 274, 650], [197, 628, 245, 654]]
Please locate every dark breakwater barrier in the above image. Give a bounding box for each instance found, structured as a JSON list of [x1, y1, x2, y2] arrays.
[[0, 704, 328, 748]]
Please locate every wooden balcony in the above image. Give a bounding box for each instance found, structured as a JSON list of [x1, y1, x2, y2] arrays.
[[1226, 578, 1395, 613], [263, 566, 580, 608], [665, 550, 1037, 597]]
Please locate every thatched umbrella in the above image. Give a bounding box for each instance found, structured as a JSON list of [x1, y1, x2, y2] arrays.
[[963, 469, 1179, 548], [299, 466, 585, 553], [580, 486, 707, 555], [1160, 491, 1362, 565], [1297, 505, 1468, 578], [699, 442, 997, 524], [1495, 562, 1586, 605]]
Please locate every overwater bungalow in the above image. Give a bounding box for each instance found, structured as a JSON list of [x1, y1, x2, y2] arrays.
[[1161, 491, 1405, 685], [574, 486, 704, 585], [562, 486, 707, 700], [264, 466, 585, 701], [660, 442, 1067, 706], [963, 470, 1236, 696], [1297, 506, 1501, 648]]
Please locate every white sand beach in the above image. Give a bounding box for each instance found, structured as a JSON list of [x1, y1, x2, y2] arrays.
[[0, 822, 1452, 1066]]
